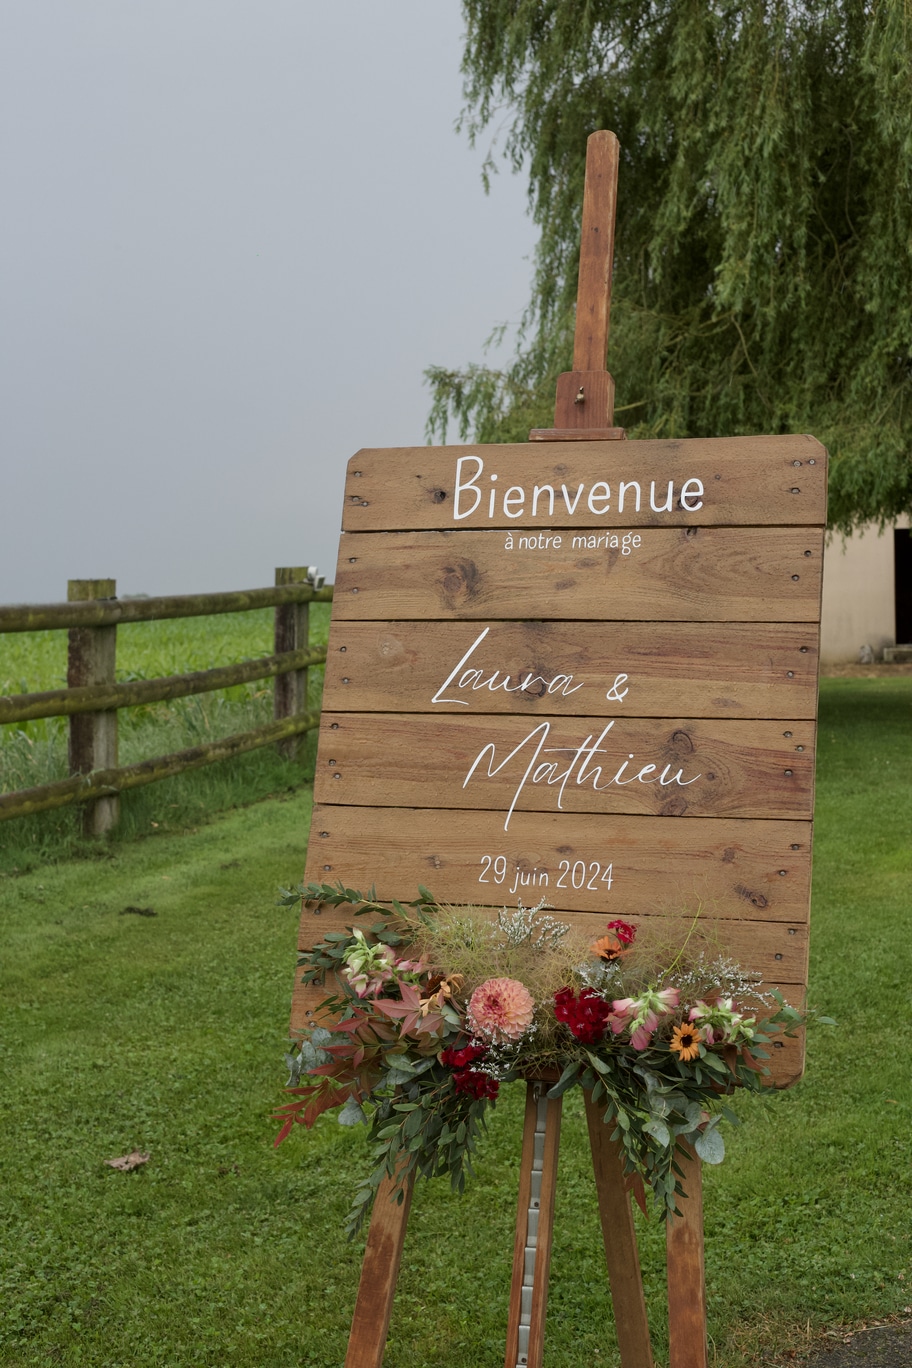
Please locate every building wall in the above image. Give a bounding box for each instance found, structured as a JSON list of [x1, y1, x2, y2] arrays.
[[820, 515, 910, 664]]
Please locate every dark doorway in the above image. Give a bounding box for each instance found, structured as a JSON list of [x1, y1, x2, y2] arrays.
[[895, 528, 912, 644]]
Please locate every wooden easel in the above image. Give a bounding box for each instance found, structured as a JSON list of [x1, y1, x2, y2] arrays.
[[342, 131, 708, 1368]]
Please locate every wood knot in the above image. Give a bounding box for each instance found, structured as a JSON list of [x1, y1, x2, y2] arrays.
[[436, 559, 482, 609], [735, 885, 769, 910]]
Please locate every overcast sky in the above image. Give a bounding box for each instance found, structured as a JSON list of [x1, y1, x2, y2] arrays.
[[0, 1, 536, 604]]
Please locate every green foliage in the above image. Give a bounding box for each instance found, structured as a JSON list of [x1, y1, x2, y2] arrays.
[[279, 887, 812, 1240], [427, 1, 912, 533]]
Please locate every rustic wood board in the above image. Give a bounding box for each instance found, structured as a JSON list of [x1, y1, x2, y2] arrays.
[[304, 805, 811, 924], [296, 432, 827, 1088], [340, 434, 827, 531], [332, 527, 824, 622], [314, 713, 816, 821], [322, 620, 820, 720]]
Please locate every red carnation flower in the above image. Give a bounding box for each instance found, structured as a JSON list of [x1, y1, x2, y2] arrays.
[[605, 919, 636, 945], [441, 1043, 488, 1070], [452, 1068, 499, 1100], [553, 986, 611, 1043]]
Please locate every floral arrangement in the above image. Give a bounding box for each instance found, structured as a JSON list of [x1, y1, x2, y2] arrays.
[[275, 882, 807, 1237]]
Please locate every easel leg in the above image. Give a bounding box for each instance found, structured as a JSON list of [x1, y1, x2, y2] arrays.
[[504, 1082, 562, 1368], [665, 1143, 708, 1368], [344, 1168, 415, 1368], [583, 1092, 654, 1368]]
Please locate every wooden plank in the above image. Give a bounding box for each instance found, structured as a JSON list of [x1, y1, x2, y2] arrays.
[[296, 901, 807, 995], [344, 1168, 415, 1368], [314, 713, 815, 822], [0, 582, 332, 633], [572, 130, 619, 374], [321, 620, 819, 720], [583, 1092, 655, 1368], [0, 712, 320, 823], [529, 426, 627, 442], [302, 805, 811, 924], [666, 1145, 708, 1368], [339, 434, 827, 532], [0, 646, 325, 725], [332, 527, 824, 622]]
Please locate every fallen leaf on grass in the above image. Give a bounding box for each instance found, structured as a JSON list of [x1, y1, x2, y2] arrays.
[[104, 1151, 150, 1171]]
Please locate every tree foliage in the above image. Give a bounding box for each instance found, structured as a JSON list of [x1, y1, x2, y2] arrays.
[[426, 1, 912, 532]]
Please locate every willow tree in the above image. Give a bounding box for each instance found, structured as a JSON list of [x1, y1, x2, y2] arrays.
[[426, 0, 912, 532]]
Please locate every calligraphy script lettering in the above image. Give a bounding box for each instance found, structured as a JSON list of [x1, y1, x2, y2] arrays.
[[453, 455, 704, 521], [431, 628, 585, 706], [463, 721, 702, 831]]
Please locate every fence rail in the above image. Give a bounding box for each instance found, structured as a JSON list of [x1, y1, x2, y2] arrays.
[[0, 569, 333, 833], [0, 583, 332, 633]]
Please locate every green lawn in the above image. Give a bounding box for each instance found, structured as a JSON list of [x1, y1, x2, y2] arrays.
[[0, 677, 910, 1367]]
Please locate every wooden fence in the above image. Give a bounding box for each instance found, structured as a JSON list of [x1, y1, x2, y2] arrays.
[[0, 568, 334, 834]]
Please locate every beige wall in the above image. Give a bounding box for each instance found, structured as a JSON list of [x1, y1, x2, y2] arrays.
[[820, 515, 909, 663]]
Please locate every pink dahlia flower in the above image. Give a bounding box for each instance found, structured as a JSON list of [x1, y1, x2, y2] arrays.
[[468, 977, 535, 1043]]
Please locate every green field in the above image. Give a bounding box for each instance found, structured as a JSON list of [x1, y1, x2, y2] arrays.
[[0, 605, 330, 872], [1, 676, 910, 1366]]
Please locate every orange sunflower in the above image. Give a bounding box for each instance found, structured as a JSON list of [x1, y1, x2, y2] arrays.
[[590, 932, 627, 962], [669, 1022, 703, 1062]]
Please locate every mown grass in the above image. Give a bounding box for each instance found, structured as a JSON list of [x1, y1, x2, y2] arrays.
[[0, 678, 910, 1367], [0, 606, 330, 873]]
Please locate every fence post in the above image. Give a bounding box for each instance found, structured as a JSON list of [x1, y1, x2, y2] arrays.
[[67, 578, 119, 835], [274, 567, 311, 758]]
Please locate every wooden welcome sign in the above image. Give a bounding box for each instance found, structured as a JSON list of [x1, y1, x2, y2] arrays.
[[290, 133, 826, 1368]]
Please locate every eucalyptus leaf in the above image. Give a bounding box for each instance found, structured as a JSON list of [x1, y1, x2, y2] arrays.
[[643, 1118, 671, 1149], [546, 1062, 581, 1099], [694, 1125, 726, 1165], [684, 1101, 705, 1129], [337, 1097, 368, 1127]]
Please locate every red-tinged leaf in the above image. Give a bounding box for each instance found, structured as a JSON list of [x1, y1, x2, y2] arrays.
[[740, 1046, 765, 1073], [273, 1118, 295, 1147], [104, 1150, 150, 1172], [302, 1088, 353, 1127], [353, 1046, 365, 1068], [371, 999, 412, 1020]]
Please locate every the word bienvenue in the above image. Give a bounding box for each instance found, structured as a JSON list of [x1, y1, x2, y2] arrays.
[[452, 455, 704, 521]]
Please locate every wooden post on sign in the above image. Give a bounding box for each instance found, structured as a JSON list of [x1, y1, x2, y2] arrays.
[[666, 1145, 708, 1368], [67, 578, 119, 836], [530, 128, 626, 441], [344, 1169, 416, 1368]]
